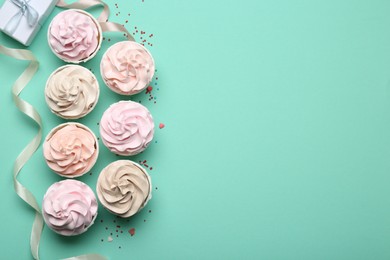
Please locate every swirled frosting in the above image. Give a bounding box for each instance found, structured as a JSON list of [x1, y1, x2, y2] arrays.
[[48, 10, 100, 62], [97, 160, 152, 217], [43, 123, 98, 177], [45, 65, 99, 119], [43, 180, 98, 236], [100, 41, 155, 95], [100, 101, 154, 156]]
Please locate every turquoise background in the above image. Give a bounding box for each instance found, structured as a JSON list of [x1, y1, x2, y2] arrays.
[[1, 0, 390, 259]]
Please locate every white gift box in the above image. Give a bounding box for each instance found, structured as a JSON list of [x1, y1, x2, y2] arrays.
[[0, 0, 58, 46]]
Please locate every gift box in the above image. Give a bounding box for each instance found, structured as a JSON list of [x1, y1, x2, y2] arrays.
[[0, 0, 58, 46]]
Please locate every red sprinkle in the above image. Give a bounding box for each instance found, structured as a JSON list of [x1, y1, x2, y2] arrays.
[[159, 123, 165, 129], [146, 86, 153, 94], [129, 228, 135, 236]]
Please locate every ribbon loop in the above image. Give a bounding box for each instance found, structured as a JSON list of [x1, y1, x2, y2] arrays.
[[4, 0, 39, 35], [56, 0, 109, 22]]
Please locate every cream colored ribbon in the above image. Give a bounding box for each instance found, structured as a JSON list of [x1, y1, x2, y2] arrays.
[[61, 254, 108, 260], [56, 0, 135, 41], [0, 45, 43, 260]]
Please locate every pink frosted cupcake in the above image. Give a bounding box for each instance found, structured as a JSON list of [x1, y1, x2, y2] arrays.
[[97, 160, 152, 218], [100, 41, 155, 95], [48, 10, 102, 63], [43, 123, 99, 177], [100, 101, 154, 156], [43, 179, 98, 236]]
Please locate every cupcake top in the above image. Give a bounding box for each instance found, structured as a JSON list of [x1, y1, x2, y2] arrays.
[[45, 65, 99, 119], [43, 123, 98, 177], [100, 41, 155, 95], [43, 179, 98, 236], [97, 160, 152, 218], [100, 101, 154, 156], [48, 10, 101, 63]]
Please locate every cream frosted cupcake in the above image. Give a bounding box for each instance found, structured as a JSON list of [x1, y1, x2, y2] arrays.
[[48, 10, 102, 63], [100, 101, 154, 156], [96, 160, 152, 218], [43, 179, 98, 236], [45, 65, 99, 119], [100, 41, 155, 95], [43, 123, 99, 177]]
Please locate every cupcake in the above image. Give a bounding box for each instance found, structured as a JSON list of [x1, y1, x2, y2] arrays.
[[100, 41, 155, 95], [43, 179, 98, 236], [48, 9, 102, 63], [100, 101, 154, 156], [96, 160, 152, 218], [43, 123, 99, 177], [45, 65, 100, 119]]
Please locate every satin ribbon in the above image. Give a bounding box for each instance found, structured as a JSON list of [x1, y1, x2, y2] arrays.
[[62, 254, 108, 260], [56, 0, 135, 41], [0, 45, 43, 260], [4, 0, 39, 35]]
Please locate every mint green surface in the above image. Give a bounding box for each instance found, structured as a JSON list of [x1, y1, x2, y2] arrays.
[[1, 0, 390, 259]]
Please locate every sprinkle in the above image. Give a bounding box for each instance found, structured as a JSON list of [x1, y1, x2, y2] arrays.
[[146, 86, 153, 94], [129, 228, 135, 236], [159, 123, 165, 129], [108, 236, 113, 242]]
